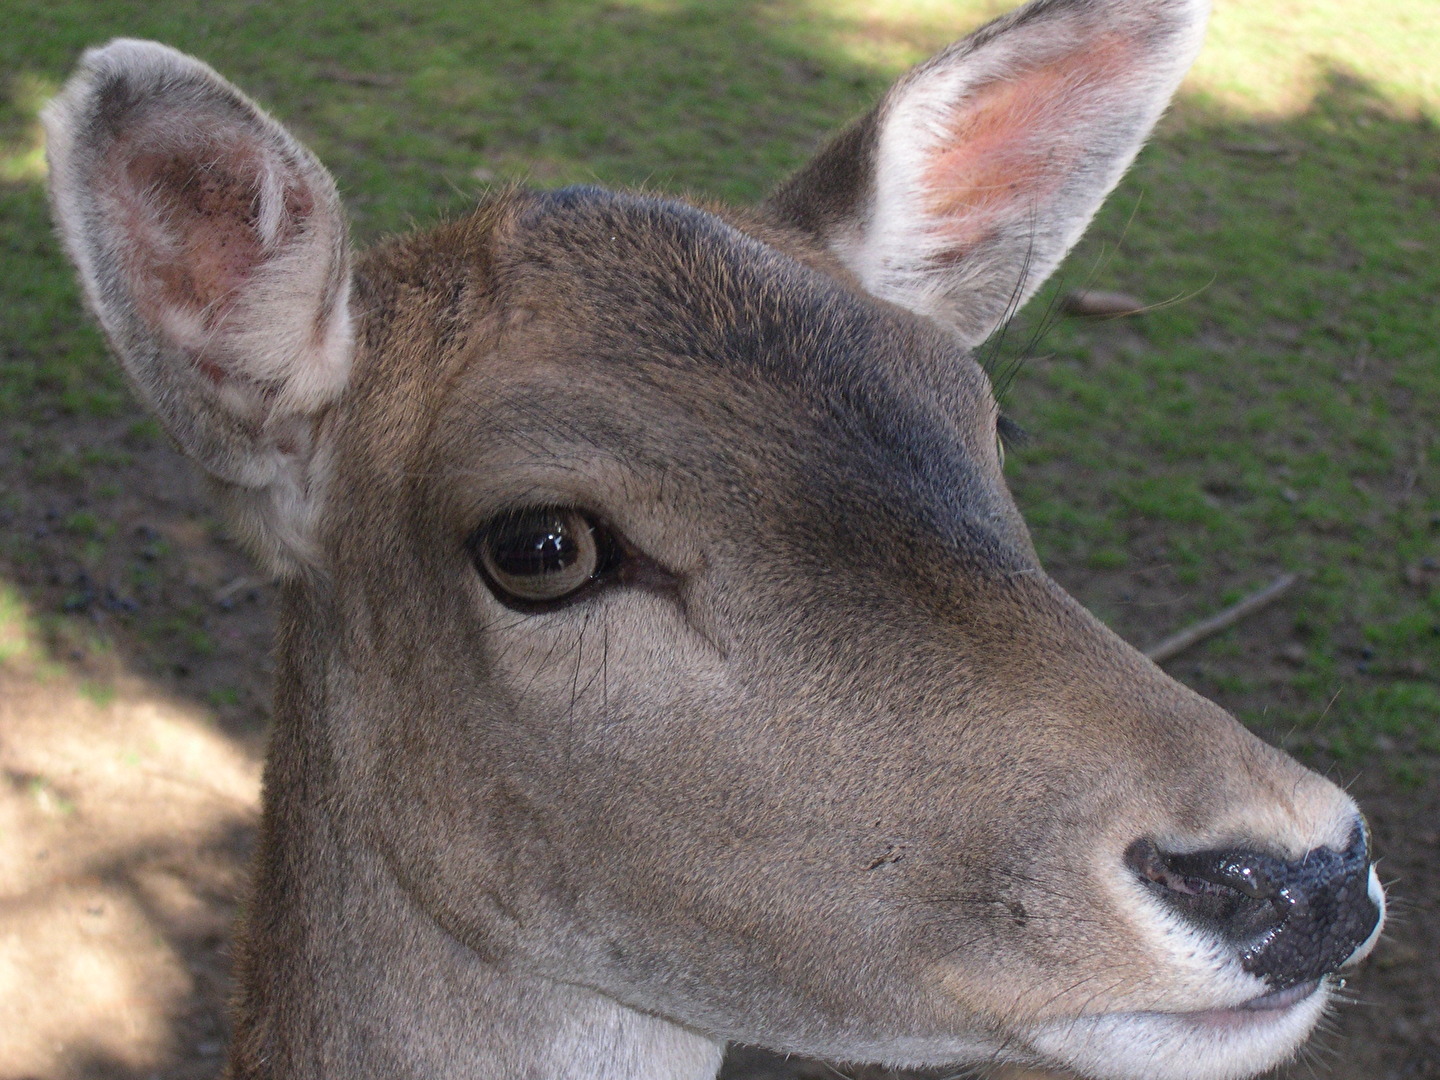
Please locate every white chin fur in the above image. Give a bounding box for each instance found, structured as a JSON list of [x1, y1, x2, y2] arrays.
[[1022, 980, 1331, 1080]]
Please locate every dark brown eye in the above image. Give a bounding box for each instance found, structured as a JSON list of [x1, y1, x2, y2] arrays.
[[469, 507, 620, 607]]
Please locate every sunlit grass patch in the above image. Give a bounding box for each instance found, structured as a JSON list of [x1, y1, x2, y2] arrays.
[[1192, 0, 1439, 119], [0, 581, 38, 664], [0, 72, 55, 183]]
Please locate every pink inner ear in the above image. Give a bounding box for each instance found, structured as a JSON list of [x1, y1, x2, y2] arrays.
[[920, 35, 1134, 251], [106, 124, 314, 370]]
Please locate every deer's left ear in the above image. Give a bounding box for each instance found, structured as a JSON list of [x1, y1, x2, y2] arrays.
[[767, 0, 1208, 347]]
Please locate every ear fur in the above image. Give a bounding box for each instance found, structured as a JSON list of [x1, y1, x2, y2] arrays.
[[43, 40, 352, 575], [767, 0, 1209, 346]]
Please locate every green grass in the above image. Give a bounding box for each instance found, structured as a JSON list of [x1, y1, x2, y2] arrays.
[[26, 775, 77, 817], [0, 0, 1436, 774], [78, 678, 117, 708], [0, 581, 37, 663], [208, 686, 243, 709]]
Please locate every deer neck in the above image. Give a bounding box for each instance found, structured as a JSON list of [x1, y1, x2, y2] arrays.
[[226, 583, 725, 1080]]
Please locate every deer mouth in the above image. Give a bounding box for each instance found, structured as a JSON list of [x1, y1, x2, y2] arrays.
[[1181, 978, 1323, 1028], [1021, 978, 1333, 1080]]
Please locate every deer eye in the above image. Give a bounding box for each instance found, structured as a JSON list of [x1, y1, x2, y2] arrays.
[[469, 508, 621, 607]]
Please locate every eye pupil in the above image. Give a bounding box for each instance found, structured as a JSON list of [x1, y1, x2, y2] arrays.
[[491, 518, 581, 576]]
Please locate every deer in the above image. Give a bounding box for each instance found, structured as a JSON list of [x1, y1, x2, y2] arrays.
[[41, 0, 1385, 1077]]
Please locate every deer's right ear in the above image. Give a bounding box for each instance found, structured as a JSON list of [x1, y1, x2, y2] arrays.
[[44, 40, 352, 576], [766, 0, 1207, 349]]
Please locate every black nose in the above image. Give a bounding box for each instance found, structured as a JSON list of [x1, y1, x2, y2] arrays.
[[1126, 828, 1380, 990]]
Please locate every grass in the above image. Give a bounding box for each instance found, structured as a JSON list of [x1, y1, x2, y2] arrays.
[[26, 775, 77, 817], [78, 679, 117, 708], [0, 0, 1436, 777], [0, 581, 37, 664], [208, 686, 243, 709]]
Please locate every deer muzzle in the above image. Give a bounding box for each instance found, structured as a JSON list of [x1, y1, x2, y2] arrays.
[[1127, 823, 1383, 991]]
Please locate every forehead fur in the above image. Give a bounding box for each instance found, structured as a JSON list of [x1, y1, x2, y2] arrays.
[[353, 185, 992, 403], [505, 185, 979, 393], [341, 184, 1026, 588]]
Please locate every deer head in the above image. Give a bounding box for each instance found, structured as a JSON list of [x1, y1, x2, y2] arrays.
[[43, 2, 1383, 1078]]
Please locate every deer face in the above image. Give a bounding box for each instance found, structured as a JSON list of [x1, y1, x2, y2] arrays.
[[315, 186, 1380, 1080], [43, 2, 1383, 1078]]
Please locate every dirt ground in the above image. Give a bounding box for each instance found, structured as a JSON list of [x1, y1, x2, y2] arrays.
[[1, 413, 1435, 1079]]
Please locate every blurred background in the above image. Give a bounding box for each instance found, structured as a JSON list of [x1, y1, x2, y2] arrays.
[[0, 0, 1435, 1077]]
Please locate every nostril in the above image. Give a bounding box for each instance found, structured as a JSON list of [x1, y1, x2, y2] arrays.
[[1126, 829, 1382, 990], [1125, 839, 1285, 944], [1129, 842, 1278, 900]]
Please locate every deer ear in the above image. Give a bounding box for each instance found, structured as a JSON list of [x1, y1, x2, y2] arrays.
[[767, 0, 1208, 347], [44, 40, 352, 575]]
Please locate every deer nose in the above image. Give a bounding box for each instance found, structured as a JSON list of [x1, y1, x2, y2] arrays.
[[1127, 826, 1382, 990]]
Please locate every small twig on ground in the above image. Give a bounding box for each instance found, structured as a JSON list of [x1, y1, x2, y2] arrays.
[[213, 575, 263, 605], [1145, 573, 1299, 663]]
